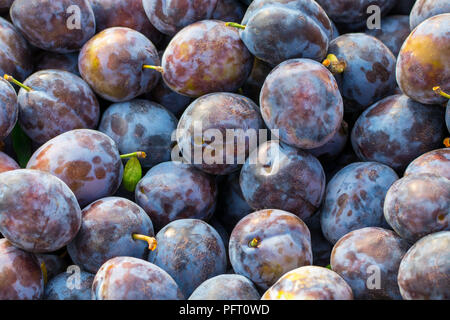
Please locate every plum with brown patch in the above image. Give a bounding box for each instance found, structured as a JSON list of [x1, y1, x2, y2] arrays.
[[27, 129, 123, 207], [10, 0, 96, 53], [384, 173, 449, 243], [331, 227, 410, 300], [0, 77, 18, 141], [262, 266, 353, 300], [16, 70, 100, 144], [189, 274, 260, 300], [404, 148, 450, 180], [79, 27, 161, 102], [0, 239, 44, 300], [240, 141, 326, 220], [398, 231, 450, 300], [260, 59, 343, 149], [93, 256, 184, 300], [229, 209, 313, 290], [0, 169, 81, 252], [148, 219, 227, 297], [44, 271, 94, 300], [135, 162, 217, 231]]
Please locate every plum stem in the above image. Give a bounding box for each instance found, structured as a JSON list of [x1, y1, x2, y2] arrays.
[[322, 54, 346, 74], [433, 86, 450, 100], [142, 65, 164, 73], [40, 262, 48, 285], [248, 237, 260, 248], [120, 151, 147, 159], [225, 22, 246, 30], [3, 74, 32, 92], [444, 138, 450, 148], [132, 234, 157, 251]]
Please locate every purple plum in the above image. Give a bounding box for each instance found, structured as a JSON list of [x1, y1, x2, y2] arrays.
[[404, 148, 450, 180], [0, 77, 18, 140], [189, 274, 260, 300], [410, 0, 450, 30]]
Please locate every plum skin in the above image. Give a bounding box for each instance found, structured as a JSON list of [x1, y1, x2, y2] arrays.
[[0, 77, 18, 141], [44, 271, 94, 300], [404, 148, 450, 180], [410, 0, 450, 30], [0, 169, 82, 253]]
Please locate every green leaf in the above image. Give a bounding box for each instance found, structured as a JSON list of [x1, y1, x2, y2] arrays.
[[326, 264, 332, 270], [11, 124, 32, 168], [123, 156, 142, 192]]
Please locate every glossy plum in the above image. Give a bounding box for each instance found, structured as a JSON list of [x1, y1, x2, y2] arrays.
[[351, 95, 446, 172], [149, 219, 227, 297], [260, 59, 343, 149], [0, 77, 18, 140], [99, 100, 177, 168], [44, 271, 94, 300], [17, 70, 100, 144], [189, 274, 260, 300], [396, 14, 450, 105], [79, 27, 160, 102], [27, 129, 123, 207], [229, 209, 312, 290], [177, 92, 264, 175], [93, 256, 184, 300], [67, 197, 154, 273], [320, 162, 398, 244], [0, 152, 19, 173], [239, 0, 333, 65], [142, 0, 219, 36], [384, 173, 450, 243], [262, 266, 353, 300], [0, 239, 43, 300], [404, 148, 450, 180], [135, 162, 217, 231], [398, 231, 450, 300], [331, 227, 410, 300], [410, 0, 450, 30], [10, 0, 96, 53], [240, 141, 326, 220], [161, 20, 253, 97], [0, 169, 81, 252]]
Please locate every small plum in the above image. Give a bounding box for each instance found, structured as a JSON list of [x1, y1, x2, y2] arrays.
[[189, 274, 260, 300], [404, 148, 450, 180], [0, 77, 18, 140], [44, 271, 94, 300], [0, 169, 81, 252]]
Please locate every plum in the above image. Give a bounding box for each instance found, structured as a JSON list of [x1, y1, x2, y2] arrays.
[[316, 0, 396, 24], [213, 0, 245, 22], [216, 171, 253, 233], [160, 20, 253, 98], [142, 0, 219, 36], [27, 129, 123, 207], [351, 95, 446, 172], [262, 266, 353, 300], [0, 151, 19, 173], [0, 239, 44, 300], [136, 162, 217, 231], [229, 209, 312, 290], [35, 254, 68, 281], [365, 15, 411, 56], [44, 270, 94, 300], [89, 0, 163, 45], [99, 100, 177, 168], [189, 274, 260, 300], [177, 92, 264, 175], [0, 169, 81, 252], [241, 58, 273, 104], [34, 52, 80, 76], [331, 227, 410, 300], [93, 256, 184, 300], [149, 219, 227, 297], [384, 173, 449, 243], [308, 121, 349, 166], [261, 59, 343, 149], [0, 77, 18, 140], [396, 14, 449, 105], [67, 197, 155, 273], [410, 0, 450, 30], [404, 148, 450, 180], [13, 70, 100, 144], [320, 162, 398, 244], [398, 231, 450, 300], [146, 80, 192, 118], [326, 33, 397, 112], [235, 0, 333, 66], [303, 214, 332, 267], [78, 27, 160, 102], [0, 17, 32, 81], [240, 141, 326, 220], [10, 0, 96, 53]]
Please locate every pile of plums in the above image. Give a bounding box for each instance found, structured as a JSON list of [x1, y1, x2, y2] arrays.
[[0, 0, 448, 300]]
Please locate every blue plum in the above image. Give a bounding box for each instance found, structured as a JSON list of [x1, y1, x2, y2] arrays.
[[320, 162, 398, 244], [404, 148, 450, 180], [331, 227, 410, 300], [229, 209, 312, 290], [148, 219, 227, 297], [0, 77, 18, 141], [351, 95, 446, 172], [410, 0, 450, 30], [135, 162, 217, 231], [44, 271, 94, 300], [189, 274, 260, 300]]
